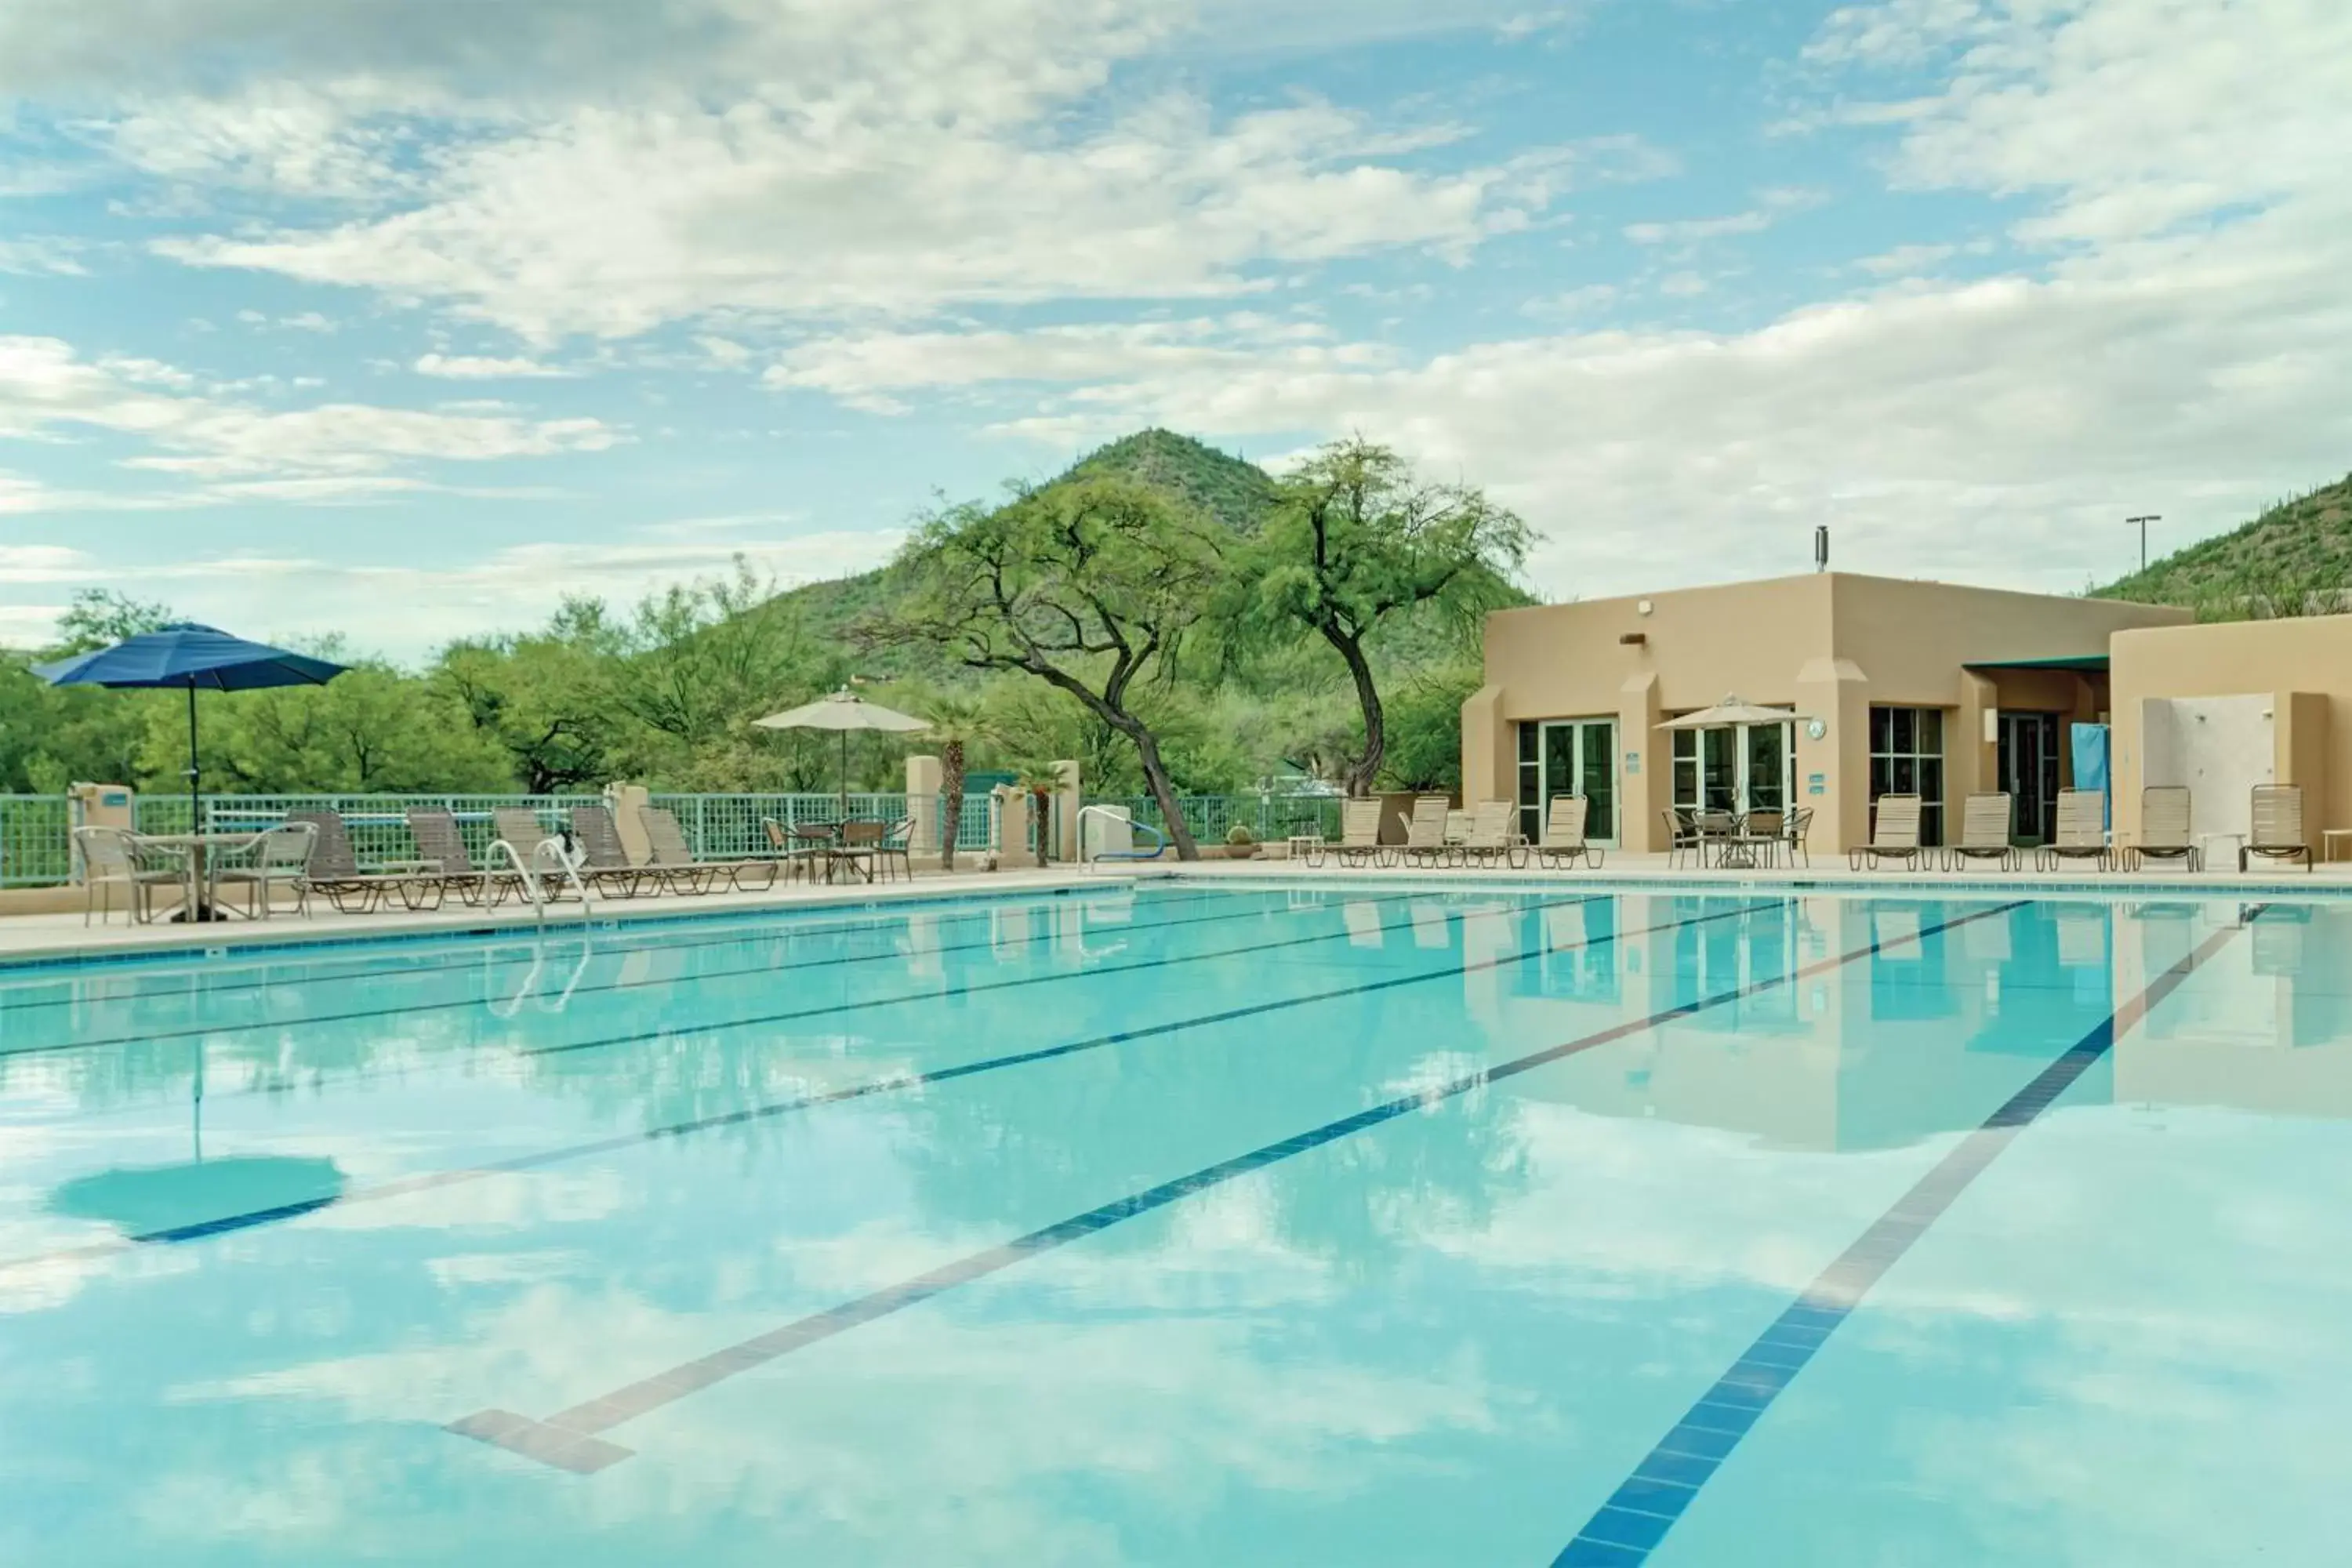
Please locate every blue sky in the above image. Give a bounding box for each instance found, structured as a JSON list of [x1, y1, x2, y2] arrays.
[[2, 0, 2347, 661]]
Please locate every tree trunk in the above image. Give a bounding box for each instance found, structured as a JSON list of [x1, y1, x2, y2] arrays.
[[1327, 628, 1386, 797], [938, 739, 964, 873], [1129, 725, 1200, 859]]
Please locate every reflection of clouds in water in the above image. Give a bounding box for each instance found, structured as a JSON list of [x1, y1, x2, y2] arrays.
[[1405, 1100, 1949, 1301], [1678, 1105, 2352, 1567], [628, 1314, 1505, 1566], [300, 1165, 633, 1234]]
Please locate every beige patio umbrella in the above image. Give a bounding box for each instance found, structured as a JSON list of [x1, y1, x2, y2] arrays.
[[1655, 695, 1814, 730], [753, 688, 930, 818]]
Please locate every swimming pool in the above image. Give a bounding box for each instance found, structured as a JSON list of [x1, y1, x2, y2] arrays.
[[2, 882, 2345, 1565]]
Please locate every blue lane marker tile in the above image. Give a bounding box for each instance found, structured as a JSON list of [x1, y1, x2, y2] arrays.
[[1541, 910, 2259, 1565]]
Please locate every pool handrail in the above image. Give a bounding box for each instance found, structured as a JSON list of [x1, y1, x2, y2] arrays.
[[1078, 804, 1167, 869]]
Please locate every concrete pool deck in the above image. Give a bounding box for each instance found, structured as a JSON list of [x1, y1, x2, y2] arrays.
[[4, 851, 2347, 967]]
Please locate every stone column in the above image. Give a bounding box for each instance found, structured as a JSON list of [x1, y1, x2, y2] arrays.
[[1617, 670, 1665, 854], [604, 782, 652, 866], [1795, 657, 1871, 853], [1052, 760, 1081, 862], [1459, 684, 1509, 806], [906, 754, 943, 854], [993, 784, 1033, 868]]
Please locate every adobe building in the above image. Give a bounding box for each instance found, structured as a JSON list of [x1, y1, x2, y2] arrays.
[[1461, 573, 2191, 855]]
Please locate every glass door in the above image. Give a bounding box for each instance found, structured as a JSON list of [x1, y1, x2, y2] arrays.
[[1672, 723, 1794, 815], [1515, 720, 1619, 845], [1998, 712, 2061, 844]]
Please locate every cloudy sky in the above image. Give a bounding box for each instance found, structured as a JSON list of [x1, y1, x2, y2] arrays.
[[2, 0, 2347, 660]]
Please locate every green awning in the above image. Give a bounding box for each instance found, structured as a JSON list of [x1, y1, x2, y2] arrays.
[[1963, 654, 2110, 673]]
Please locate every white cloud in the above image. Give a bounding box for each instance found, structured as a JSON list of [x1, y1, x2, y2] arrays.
[[154, 104, 1602, 343], [412, 353, 575, 380], [0, 526, 907, 659], [1623, 187, 1824, 245], [764, 316, 1392, 414], [0, 237, 89, 276], [0, 335, 621, 498]]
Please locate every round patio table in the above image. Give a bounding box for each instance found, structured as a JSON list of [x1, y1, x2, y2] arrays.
[[134, 829, 265, 924]]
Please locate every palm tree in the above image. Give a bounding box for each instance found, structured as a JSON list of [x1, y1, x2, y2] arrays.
[[913, 685, 992, 873], [1004, 753, 1067, 865]]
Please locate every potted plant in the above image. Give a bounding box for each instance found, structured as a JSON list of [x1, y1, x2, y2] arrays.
[[1225, 823, 1260, 859]]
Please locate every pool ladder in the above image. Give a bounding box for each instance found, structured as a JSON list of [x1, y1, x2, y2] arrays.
[[487, 835, 594, 926]]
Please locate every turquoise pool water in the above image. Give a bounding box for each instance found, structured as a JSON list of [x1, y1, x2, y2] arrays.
[[2, 884, 2346, 1565]]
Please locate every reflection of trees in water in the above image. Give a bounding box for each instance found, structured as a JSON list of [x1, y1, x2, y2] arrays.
[[884, 958, 1539, 1287]]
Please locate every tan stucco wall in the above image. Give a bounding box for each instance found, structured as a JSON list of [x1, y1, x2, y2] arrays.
[[1468, 572, 2190, 852], [2111, 615, 2352, 848]]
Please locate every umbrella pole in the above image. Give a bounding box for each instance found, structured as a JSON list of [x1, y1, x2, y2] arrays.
[[186, 683, 201, 835], [840, 729, 850, 822]]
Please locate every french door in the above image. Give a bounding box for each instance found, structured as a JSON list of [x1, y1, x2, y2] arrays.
[[1671, 724, 1794, 815], [1515, 719, 1619, 846]]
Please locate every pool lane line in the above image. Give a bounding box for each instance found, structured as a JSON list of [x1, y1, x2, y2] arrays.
[[0, 885, 1428, 1062], [0, 893, 1631, 1276], [446, 898, 2020, 1475], [0, 886, 1243, 1022], [1547, 908, 2259, 1568]]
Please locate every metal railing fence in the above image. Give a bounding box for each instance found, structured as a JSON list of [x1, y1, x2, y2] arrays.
[[2, 789, 1338, 885], [648, 793, 996, 858], [1086, 793, 1345, 847], [0, 796, 74, 888]]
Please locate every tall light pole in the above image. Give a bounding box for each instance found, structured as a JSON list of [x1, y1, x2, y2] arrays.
[[2126, 514, 2160, 574]]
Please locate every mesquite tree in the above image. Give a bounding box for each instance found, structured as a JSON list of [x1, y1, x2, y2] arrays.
[[861, 474, 1221, 859], [1247, 439, 1530, 796]]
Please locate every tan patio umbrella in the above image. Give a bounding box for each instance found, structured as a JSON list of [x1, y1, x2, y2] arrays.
[[753, 688, 930, 818], [1655, 695, 1814, 730]]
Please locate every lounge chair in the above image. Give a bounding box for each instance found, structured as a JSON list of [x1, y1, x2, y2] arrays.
[[209, 821, 318, 918], [1536, 795, 1605, 869], [489, 806, 593, 901], [289, 810, 445, 913], [1459, 800, 1524, 868], [2129, 787, 2201, 871], [1400, 795, 1454, 867], [71, 826, 186, 926], [638, 805, 779, 892], [568, 806, 660, 898], [1311, 799, 1389, 868], [2035, 789, 2111, 872], [405, 808, 516, 907], [1945, 793, 2017, 872], [2241, 784, 2312, 872], [1849, 793, 1923, 871]]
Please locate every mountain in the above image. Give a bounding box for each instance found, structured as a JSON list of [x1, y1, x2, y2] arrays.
[[762, 428, 1523, 683], [2095, 473, 2352, 617]]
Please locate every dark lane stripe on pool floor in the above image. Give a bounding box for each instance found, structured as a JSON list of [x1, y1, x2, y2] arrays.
[[1548, 909, 2261, 1568], [0, 887, 1392, 1061], [447, 899, 2024, 1475], [0, 892, 1636, 1274]]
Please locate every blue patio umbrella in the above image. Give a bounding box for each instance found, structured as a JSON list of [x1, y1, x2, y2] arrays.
[[33, 622, 348, 835]]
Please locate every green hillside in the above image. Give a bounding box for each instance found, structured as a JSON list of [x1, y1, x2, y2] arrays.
[[2096, 473, 2352, 618], [767, 427, 1526, 683]]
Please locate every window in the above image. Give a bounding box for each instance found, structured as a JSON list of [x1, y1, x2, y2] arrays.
[[1867, 706, 1945, 846]]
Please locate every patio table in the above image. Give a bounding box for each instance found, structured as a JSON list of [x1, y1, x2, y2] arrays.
[[134, 829, 266, 924]]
